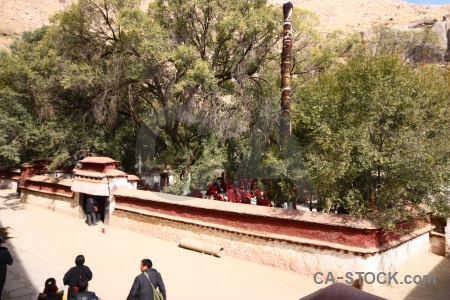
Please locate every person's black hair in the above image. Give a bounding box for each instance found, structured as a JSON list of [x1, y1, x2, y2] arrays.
[[141, 258, 153, 268], [75, 255, 85, 266], [43, 277, 58, 295], [77, 278, 89, 292]]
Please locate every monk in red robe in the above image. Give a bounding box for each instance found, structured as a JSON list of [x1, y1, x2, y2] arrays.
[[206, 183, 216, 198], [245, 191, 254, 204], [212, 190, 224, 201], [227, 188, 234, 202], [263, 190, 272, 206], [233, 188, 240, 203], [227, 178, 233, 191], [255, 188, 262, 205]]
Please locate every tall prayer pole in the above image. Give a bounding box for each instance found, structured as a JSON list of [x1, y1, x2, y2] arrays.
[[280, 0, 293, 148]]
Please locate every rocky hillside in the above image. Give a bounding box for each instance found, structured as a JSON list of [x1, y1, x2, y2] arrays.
[[0, 0, 449, 52]]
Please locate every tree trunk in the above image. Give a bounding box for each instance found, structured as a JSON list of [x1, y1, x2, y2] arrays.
[[280, 0, 293, 148]]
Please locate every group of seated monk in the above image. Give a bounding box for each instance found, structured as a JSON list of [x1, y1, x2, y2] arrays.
[[196, 178, 272, 207], [227, 187, 272, 206], [140, 175, 300, 210]]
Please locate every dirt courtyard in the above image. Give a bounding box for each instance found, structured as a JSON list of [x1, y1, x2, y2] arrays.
[[1, 188, 449, 299]]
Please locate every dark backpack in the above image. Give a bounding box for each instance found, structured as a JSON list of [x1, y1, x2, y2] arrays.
[[76, 291, 99, 300], [44, 291, 64, 300]]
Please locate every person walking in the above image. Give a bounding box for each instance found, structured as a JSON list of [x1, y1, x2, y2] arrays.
[[63, 255, 93, 300], [126, 258, 166, 300], [37, 277, 64, 300], [0, 237, 13, 300], [74, 278, 99, 300], [85, 196, 99, 226]]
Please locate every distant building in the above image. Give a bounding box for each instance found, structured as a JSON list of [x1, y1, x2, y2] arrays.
[[10, 156, 138, 225]]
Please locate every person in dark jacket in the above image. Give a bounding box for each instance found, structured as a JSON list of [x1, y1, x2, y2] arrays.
[[126, 258, 166, 300], [74, 278, 99, 300], [37, 277, 64, 300], [63, 255, 93, 300], [85, 196, 99, 226], [0, 237, 13, 300]]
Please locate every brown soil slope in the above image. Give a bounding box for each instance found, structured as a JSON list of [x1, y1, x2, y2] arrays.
[[0, 0, 449, 51]]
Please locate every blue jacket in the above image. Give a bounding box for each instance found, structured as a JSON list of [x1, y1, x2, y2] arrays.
[[85, 197, 98, 213]]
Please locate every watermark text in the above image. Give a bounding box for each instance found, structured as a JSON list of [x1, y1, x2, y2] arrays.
[[313, 271, 436, 285]]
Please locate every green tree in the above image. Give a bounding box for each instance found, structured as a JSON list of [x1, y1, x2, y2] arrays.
[[30, 0, 283, 174], [0, 0, 357, 187], [366, 25, 441, 63], [293, 52, 450, 221]]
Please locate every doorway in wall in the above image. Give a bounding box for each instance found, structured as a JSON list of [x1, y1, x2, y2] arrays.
[[82, 194, 108, 224]]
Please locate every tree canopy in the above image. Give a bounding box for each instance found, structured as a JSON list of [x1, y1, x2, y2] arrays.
[[0, 0, 330, 171], [292, 52, 450, 224], [0, 0, 449, 222]]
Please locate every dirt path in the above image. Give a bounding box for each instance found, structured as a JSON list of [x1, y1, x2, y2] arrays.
[[1, 188, 449, 299]]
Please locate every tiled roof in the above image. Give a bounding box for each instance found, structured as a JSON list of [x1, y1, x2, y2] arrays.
[[105, 169, 127, 177], [79, 157, 118, 164], [127, 175, 140, 181], [26, 175, 73, 187]]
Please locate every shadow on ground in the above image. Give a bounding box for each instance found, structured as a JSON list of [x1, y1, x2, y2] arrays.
[[404, 255, 450, 300], [1, 191, 39, 299], [0, 191, 25, 211]]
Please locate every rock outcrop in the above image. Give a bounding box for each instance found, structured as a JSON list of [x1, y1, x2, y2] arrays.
[[410, 16, 450, 62], [361, 14, 450, 63]]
